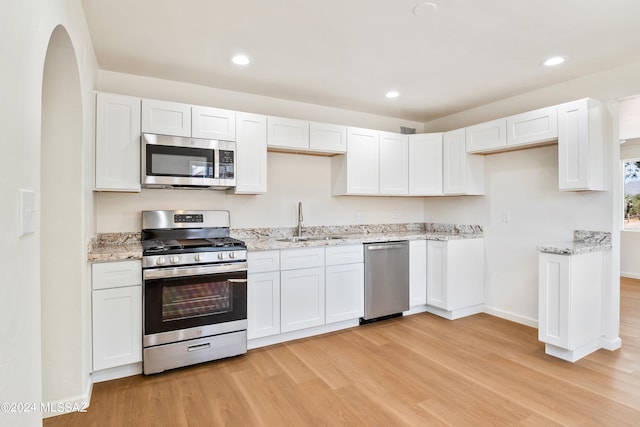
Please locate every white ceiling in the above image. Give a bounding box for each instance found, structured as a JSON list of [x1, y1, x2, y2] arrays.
[[81, 0, 640, 122]]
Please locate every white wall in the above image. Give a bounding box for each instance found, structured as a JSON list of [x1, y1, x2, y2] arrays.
[[620, 140, 640, 278], [422, 62, 640, 347], [0, 1, 97, 426], [95, 71, 426, 232]]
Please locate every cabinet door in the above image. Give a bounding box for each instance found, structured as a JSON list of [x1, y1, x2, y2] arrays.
[[346, 127, 379, 194], [426, 241, 448, 309], [408, 133, 443, 196], [141, 99, 191, 137], [309, 122, 347, 153], [267, 116, 309, 150], [192, 106, 236, 141], [95, 92, 141, 192], [234, 112, 267, 194], [443, 129, 467, 195], [379, 131, 409, 195], [326, 263, 364, 323], [280, 267, 325, 332], [465, 119, 506, 153], [409, 240, 427, 307], [92, 286, 142, 371], [247, 271, 281, 339], [557, 98, 605, 191], [538, 253, 570, 348], [507, 106, 557, 148]]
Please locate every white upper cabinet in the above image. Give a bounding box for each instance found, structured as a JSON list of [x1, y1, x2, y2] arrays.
[[332, 127, 380, 195], [557, 98, 605, 191], [95, 92, 142, 192], [267, 116, 309, 150], [443, 129, 484, 195], [506, 105, 557, 148], [465, 119, 507, 153], [309, 122, 347, 153], [408, 133, 443, 196], [192, 106, 236, 141], [234, 112, 267, 194], [141, 99, 191, 137], [379, 131, 409, 195]]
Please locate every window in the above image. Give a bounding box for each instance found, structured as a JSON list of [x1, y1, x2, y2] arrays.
[[624, 160, 640, 230]]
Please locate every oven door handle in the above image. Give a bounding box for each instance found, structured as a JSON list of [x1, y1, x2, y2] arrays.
[[143, 262, 248, 280]]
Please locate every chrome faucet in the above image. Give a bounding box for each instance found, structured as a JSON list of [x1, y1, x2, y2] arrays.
[[297, 201, 304, 237]]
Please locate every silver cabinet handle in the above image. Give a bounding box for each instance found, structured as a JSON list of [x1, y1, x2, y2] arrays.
[[367, 244, 407, 251]]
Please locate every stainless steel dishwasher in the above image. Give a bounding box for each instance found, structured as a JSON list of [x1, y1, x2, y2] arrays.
[[361, 241, 410, 323]]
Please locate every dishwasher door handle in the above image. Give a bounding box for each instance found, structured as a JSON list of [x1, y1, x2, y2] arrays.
[[367, 243, 407, 251]]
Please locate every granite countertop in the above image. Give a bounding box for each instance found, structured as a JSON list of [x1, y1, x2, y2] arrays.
[[88, 223, 484, 262], [537, 230, 612, 255]]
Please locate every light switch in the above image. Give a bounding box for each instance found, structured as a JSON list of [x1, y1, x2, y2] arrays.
[[19, 189, 37, 236]]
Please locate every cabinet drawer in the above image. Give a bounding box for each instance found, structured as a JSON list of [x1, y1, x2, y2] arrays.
[[325, 244, 363, 265], [248, 250, 280, 273], [92, 260, 142, 290], [280, 247, 325, 270]]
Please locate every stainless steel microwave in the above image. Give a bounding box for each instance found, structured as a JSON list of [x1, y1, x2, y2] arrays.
[[141, 133, 236, 189]]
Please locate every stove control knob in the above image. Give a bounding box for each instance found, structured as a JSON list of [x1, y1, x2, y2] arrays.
[[170, 256, 179, 264], [218, 252, 225, 260], [156, 257, 166, 266], [229, 252, 236, 259], [194, 254, 202, 262]]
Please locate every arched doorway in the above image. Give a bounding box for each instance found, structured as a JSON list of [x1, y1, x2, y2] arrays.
[[40, 25, 84, 403]]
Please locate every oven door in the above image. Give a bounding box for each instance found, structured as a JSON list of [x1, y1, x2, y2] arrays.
[[142, 133, 217, 187], [143, 263, 247, 347]]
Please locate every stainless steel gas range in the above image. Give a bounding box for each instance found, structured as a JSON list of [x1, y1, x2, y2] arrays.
[[141, 210, 247, 375]]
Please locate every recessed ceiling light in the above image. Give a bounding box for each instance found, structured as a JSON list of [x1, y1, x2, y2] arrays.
[[231, 55, 251, 65], [543, 56, 567, 67], [386, 91, 400, 98], [412, 2, 438, 16]]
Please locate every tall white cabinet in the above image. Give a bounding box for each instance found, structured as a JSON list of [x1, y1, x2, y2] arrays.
[[557, 98, 605, 191], [234, 112, 267, 194], [94, 92, 141, 192]]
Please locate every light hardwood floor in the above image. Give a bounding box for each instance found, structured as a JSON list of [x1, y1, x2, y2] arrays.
[[45, 278, 640, 426]]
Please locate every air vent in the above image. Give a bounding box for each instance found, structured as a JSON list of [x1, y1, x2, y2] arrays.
[[400, 127, 416, 134]]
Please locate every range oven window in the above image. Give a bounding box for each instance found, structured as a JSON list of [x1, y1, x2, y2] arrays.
[[162, 281, 231, 322], [146, 144, 214, 178], [144, 270, 247, 335]]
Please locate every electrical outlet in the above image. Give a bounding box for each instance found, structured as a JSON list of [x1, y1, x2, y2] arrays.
[[355, 211, 364, 222], [19, 189, 37, 236], [501, 210, 511, 223]]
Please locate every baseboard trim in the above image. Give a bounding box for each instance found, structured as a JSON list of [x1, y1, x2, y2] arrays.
[[620, 272, 640, 280], [42, 376, 92, 419], [483, 305, 538, 328], [91, 362, 142, 384]]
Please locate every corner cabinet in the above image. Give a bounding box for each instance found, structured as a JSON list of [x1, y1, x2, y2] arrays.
[[91, 260, 142, 375], [426, 238, 484, 319], [557, 98, 605, 191], [234, 112, 267, 194], [408, 133, 443, 196], [443, 129, 485, 195], [538, 251, 604, 361], [332, 127, 380, 195], [94, 92, 141, 192], [379, 131, 409, 195]]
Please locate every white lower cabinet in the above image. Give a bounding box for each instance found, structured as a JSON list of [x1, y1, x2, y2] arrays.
[[426, 239, 484, 319], [409, 240, 427, 307], [91, 260, 142, 372], [538, 251, 604, 362], [325, 245, 364, 324], [247, 271, 281, 339], [281, 267, 326, 332], [247, 250, 280, 339]]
